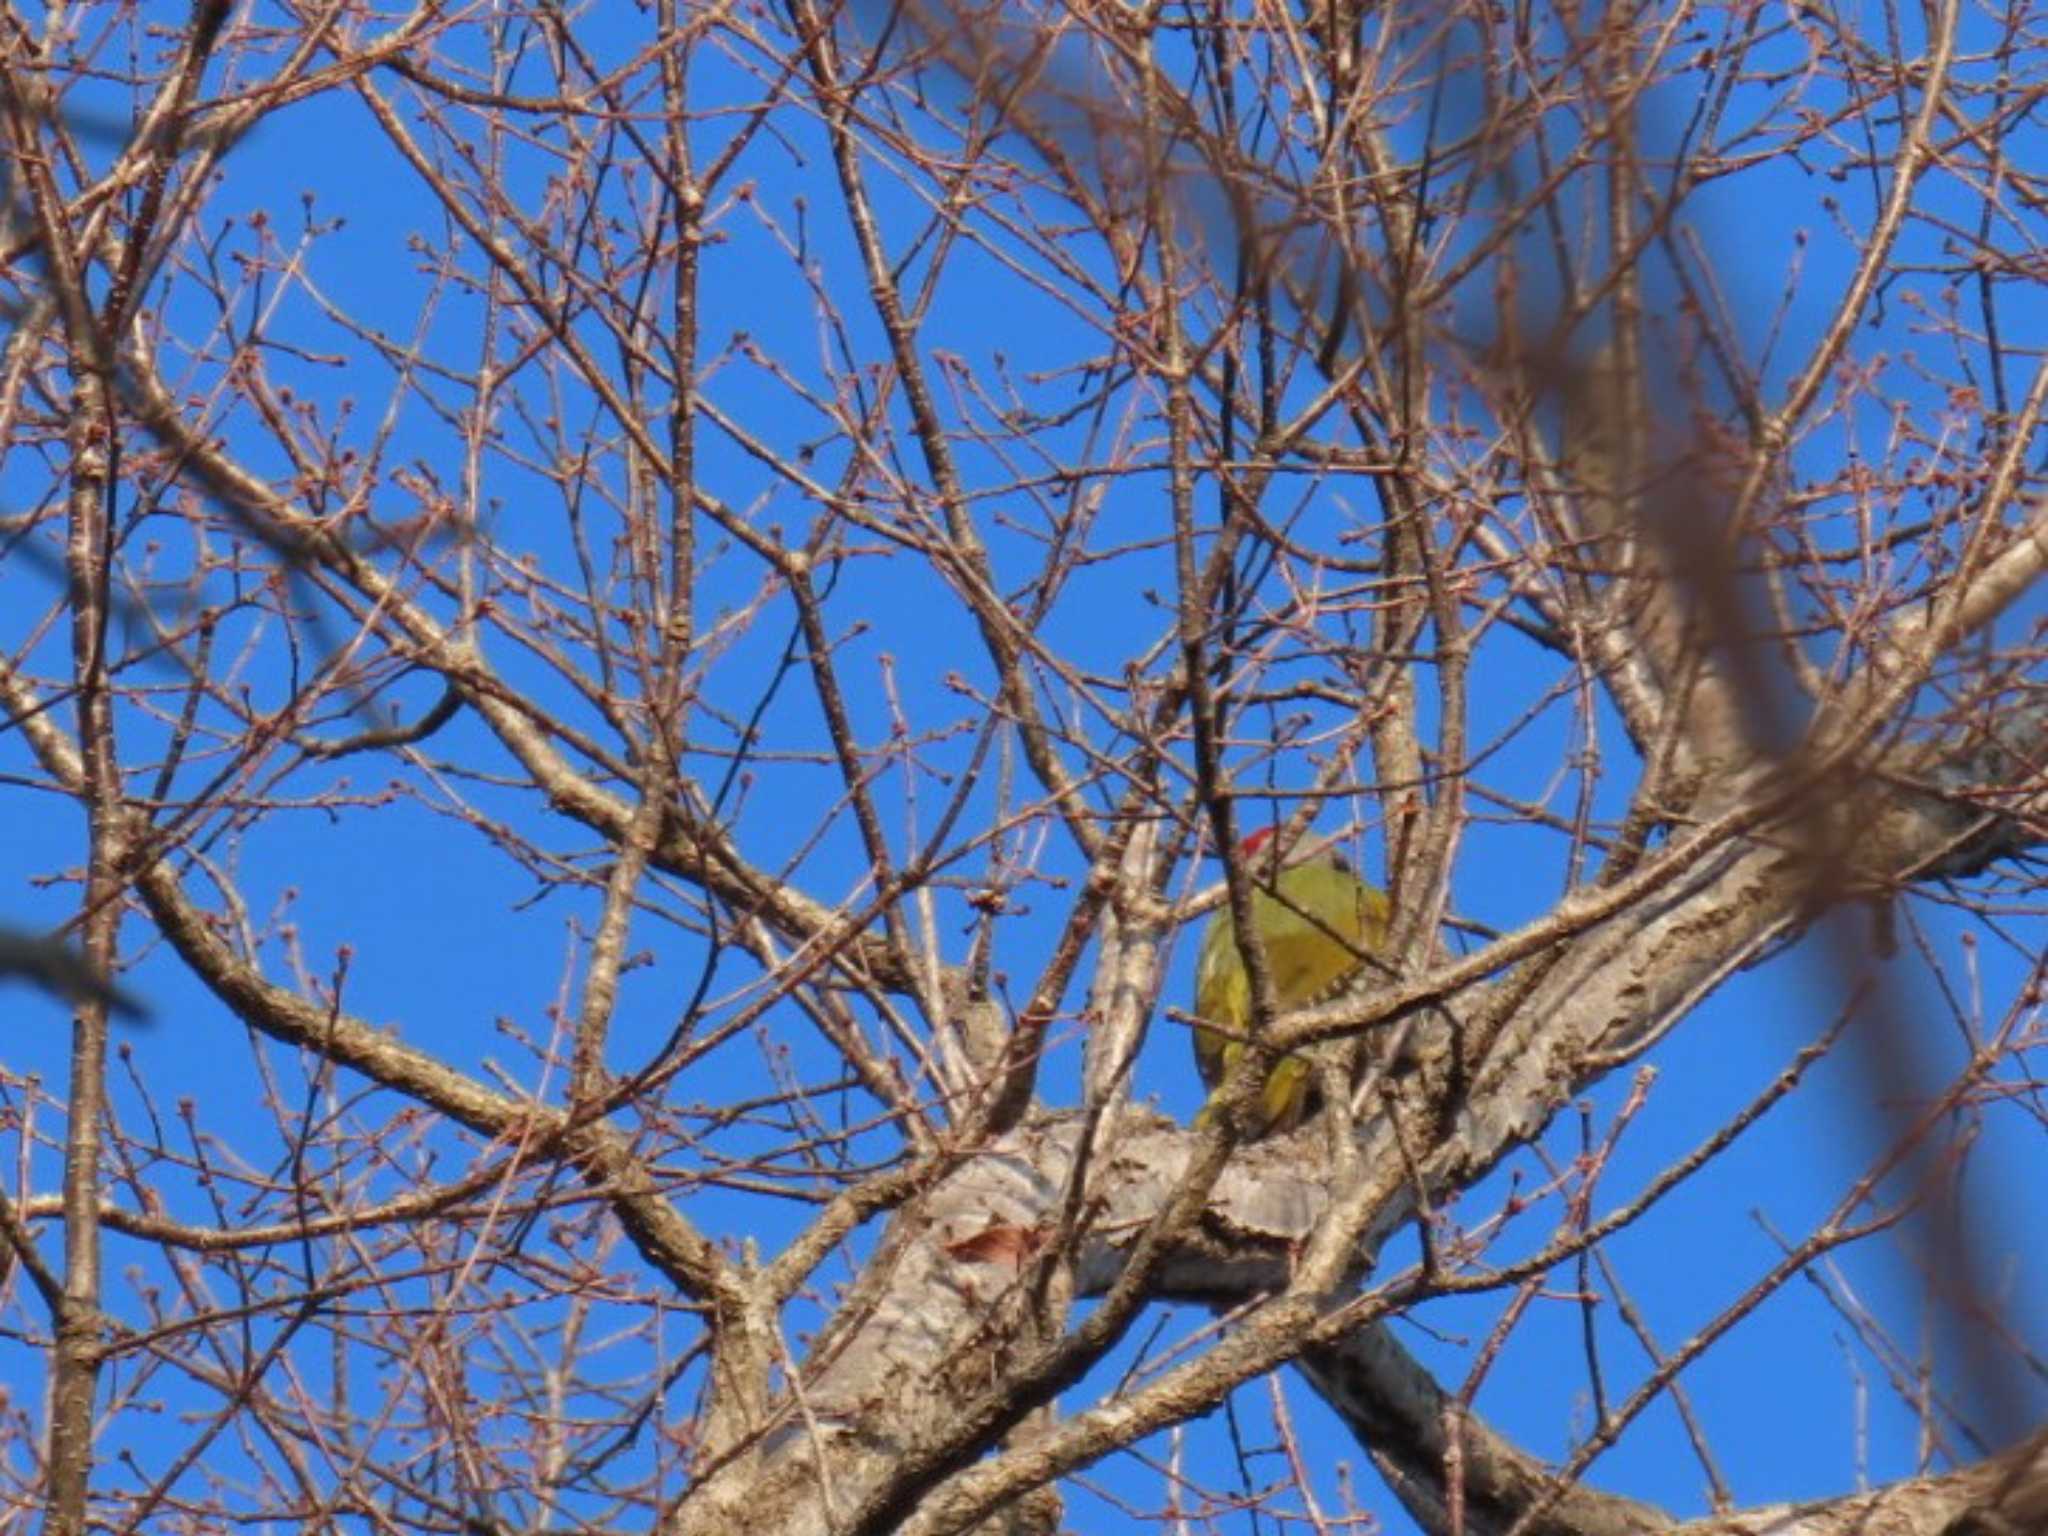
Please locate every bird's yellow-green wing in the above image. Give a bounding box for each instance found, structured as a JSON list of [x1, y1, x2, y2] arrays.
[[1191, 903, 1247, 1094], [1263, 858, 1386, 1010]]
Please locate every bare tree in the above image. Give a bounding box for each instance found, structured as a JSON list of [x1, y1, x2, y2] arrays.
[[0, 2, 2040, 1534]]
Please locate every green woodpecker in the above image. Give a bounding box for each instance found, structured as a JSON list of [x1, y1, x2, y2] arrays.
[[1192, 827, 1389, 1135]]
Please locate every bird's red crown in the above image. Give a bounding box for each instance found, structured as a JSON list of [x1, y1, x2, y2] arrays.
[[1238, 825, 1278, 858]]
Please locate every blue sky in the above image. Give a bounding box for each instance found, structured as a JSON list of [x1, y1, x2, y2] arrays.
[[0, 1, 2041, 1530]]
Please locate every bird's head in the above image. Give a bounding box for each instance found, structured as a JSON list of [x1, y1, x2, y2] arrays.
[[1232, 826, 1294, 874], [1229, 824, 1352, 874]]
